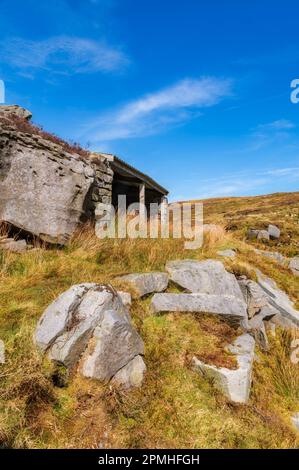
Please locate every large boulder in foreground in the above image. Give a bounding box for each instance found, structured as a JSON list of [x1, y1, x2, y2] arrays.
[[192, 334, 255, 404], [151, 292, 247, 326], [115, 272, 168, 298], [0, 120, 95, 244], [165, 259, 244, 300], [82, 309, 144, 381], [34, 283, 145, 389]]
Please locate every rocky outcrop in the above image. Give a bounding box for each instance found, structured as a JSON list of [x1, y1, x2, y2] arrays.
[[268, 224, 280, 239], [34, 283, 145, 389], [116, 272, 168, 298], [0, 111, 114, 244], [0, 105, 32, 120], [0, 123, 95, 244], [151, 292, 247, 325], [192, 334, 255, 404]]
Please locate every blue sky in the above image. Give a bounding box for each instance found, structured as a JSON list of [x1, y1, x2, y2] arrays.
[[1, 0, 299, 200]]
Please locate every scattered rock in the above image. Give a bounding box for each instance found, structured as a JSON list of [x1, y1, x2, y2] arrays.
[[111, 355, 146, 389], [115, 272, 168, 298], [0, 340, 5, 364], [151, 292, 247, 326], [81, 309, 144, 382], [238, 279, 276, 319], [257, 230, 270, 241], [254, 249, 286, 266], [0, 238, 28, 253], [192, 334, 255, 404], [247, 315, 269, 351], [34, 283, 145, 389], [165, 259, 244, 300], [291, 413, 299, 431], [268, 224, 280, 239], [217, 249, 236, 258], [247, 229, 260, 240], [289, 257, 299, 277], [247, 225, 280, 242], [256, 271, 299, 329]]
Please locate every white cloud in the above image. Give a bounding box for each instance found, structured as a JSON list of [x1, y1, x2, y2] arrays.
[[172, 165, 299, 201], [84, 77, 232, 142], [247, 119, 296, 151], [256, 119, 295, 131], [0, 36, 128, 74]]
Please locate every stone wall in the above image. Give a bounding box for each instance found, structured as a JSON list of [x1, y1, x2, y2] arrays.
[[88, 154, 113, 214]]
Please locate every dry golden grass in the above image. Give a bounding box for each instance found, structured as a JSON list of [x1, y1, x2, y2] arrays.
[[0, 191, 299, 448]]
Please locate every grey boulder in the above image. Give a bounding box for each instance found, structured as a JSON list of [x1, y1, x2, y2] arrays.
[[192, 333, 255, 404], [81, 309, 144, 381], [34, 283, 145, 389], [0, 104, 32, 120], [35, 284, 130, 367], [165, 259, 244, 300], [151, 292, 247, 325], [256, 271, 299, 329], [116, 272, 168, 298], [0, 125, 95, 245], [257, 230, 270, 241], [268, 224, 280, 239]]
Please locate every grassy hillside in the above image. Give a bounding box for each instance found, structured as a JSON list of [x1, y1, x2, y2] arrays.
[[0, 191, 298, 449]]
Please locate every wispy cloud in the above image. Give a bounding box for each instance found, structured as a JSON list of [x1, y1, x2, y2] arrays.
[[173, 166, 299, 201], [248, 119, 296, 151], [256, 119, 295, 131], [83, 77, 232, 143], [0, 36, 128, 75]]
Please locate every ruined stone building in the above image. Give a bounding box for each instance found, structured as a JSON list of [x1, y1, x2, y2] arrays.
[[0, 105, 168, 244]]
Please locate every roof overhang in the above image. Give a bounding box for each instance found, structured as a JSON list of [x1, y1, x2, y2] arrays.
[[92, 152, 168, 196]]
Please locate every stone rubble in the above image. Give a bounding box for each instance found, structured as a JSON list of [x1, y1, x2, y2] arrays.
[[192, 334, 255, 404]]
